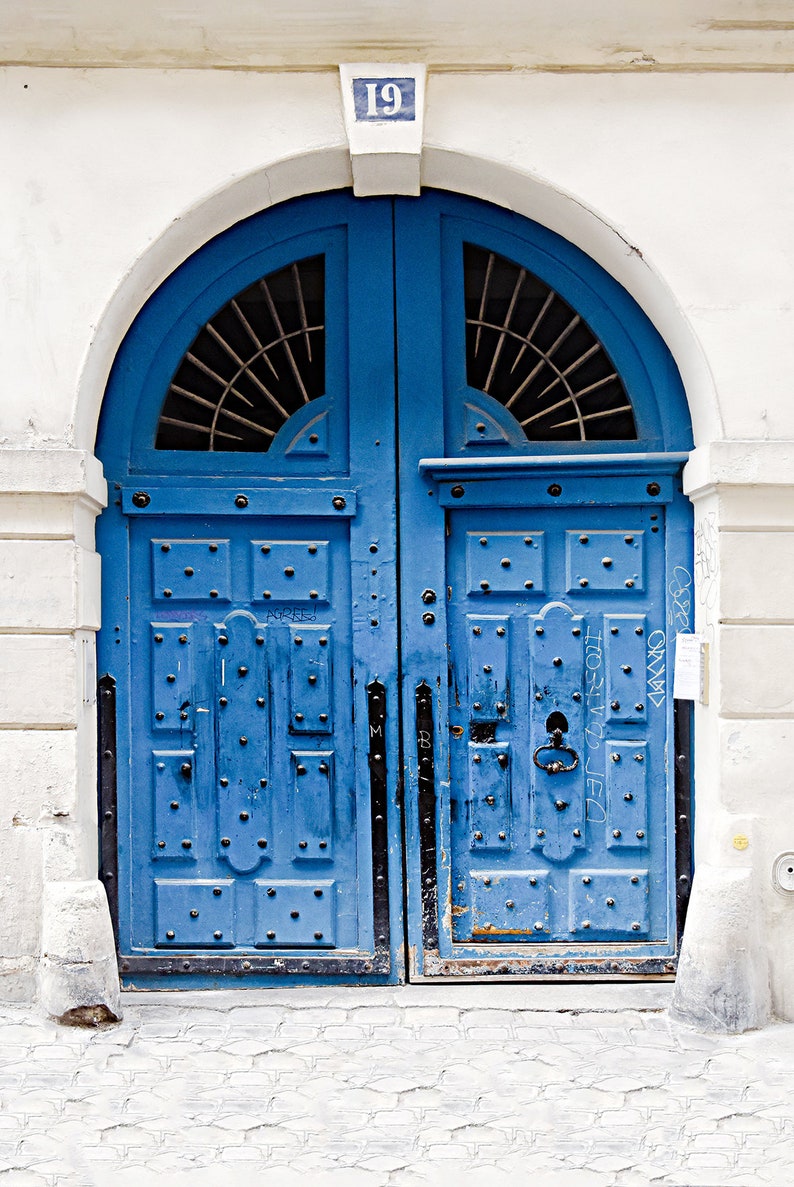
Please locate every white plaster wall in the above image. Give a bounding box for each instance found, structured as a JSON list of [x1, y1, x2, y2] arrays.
[[0, 68, 349, 446], [2, 61, 794, 1018], [3, 69, 793, 448]]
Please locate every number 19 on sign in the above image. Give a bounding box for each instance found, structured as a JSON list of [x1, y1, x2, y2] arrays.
[[353, 77, 416, 122]]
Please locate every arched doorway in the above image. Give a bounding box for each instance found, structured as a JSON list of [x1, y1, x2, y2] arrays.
[[96, 189, 693, 987]]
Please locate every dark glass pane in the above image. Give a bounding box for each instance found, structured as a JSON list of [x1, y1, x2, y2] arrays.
[[156, 255, 325, 452], [464, 244, 636, 442]]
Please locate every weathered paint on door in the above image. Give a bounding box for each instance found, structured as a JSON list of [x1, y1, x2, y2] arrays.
[[96, 190, 693, 987]]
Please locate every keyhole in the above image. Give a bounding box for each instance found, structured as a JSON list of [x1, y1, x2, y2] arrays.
[[545, 711, 569, 735]]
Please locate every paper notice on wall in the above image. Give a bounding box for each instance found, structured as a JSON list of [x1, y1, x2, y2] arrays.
[[673, 633, 708, 703]]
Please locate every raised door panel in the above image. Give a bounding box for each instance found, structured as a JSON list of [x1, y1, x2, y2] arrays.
[[441, 500, 674, 963], [127, 512, 364, 954]]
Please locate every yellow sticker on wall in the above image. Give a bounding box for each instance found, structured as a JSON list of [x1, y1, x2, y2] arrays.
[[733, 834, 749, 851]]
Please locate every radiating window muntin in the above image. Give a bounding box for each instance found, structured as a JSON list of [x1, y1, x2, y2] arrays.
[[156, 255, 325, 452], [155, 241, 638, 452], [464, 244, 637, 442]]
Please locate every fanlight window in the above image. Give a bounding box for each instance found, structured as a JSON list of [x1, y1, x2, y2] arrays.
[[156, 255, 325, 451], [464, 244, 637, 442]]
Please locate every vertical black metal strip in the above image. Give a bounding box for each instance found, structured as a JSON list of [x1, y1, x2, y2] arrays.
[[674, 699, 693, 944], [98, 674, 119, 940], [415, 680, 439, 950], [367, 680, 390, 964]]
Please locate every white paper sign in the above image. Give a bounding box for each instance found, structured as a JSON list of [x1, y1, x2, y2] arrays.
[[673, 633, 706, 702]]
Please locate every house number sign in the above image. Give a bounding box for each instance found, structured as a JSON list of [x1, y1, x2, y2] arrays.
[[340, 63, 425, 193], [353, 77, 416, 122]]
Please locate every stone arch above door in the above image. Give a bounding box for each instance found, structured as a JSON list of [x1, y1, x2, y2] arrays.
[[96, 187, 693, 477], [77, 149, 716, 456]]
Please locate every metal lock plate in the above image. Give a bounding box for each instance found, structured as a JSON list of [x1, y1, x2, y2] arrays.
[[215, 613, 270, 873], [529, 604, 585, 862]]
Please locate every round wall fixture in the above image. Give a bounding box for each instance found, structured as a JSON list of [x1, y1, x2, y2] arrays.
[[772, 852, 794, 895]]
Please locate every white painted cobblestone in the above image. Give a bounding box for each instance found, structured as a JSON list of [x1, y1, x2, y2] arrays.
[[0, 986, 792, 1185]]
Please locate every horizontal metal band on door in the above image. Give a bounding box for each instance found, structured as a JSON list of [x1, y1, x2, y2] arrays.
[[433, 477, 676, 509], [120, 487, 358, 517], [420, 953, 678, 979], [118, 954, 391, 979], [421, 455, 689, 511]]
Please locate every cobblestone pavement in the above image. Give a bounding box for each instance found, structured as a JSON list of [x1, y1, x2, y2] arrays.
[[0, 984, 792, 1187]]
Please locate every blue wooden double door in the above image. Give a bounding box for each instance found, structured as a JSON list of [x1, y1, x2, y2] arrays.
[[97, 191, 693, 986]]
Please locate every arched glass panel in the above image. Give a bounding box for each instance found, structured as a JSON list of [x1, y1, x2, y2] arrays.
[[464, 243, 637, 442], [156, 255, 325, 451]]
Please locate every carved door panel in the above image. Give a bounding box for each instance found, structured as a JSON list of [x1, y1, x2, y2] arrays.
[[444, 500, 670, 956], [124, 506, 366, 960]]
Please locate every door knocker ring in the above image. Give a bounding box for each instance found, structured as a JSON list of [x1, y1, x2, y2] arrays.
[[533, 727, 579, 775]]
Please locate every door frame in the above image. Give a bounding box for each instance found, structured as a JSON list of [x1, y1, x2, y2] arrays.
[[95, 187, 695, 986]]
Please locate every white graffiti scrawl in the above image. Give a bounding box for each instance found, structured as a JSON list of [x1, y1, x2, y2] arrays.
[[646, 629, 666, 707], [695, 511, 718, 614], [668, 566, 692, 632]]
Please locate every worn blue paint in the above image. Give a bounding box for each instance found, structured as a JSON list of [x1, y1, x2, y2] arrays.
[[405, 452, 692, 971], [97, 189, 693, 987], [443, 490, 672, 947]]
